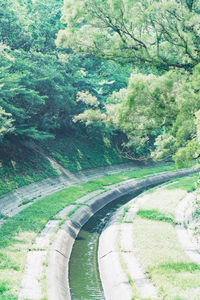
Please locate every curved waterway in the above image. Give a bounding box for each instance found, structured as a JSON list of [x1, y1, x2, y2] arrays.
[[69, 191, 141, 300]]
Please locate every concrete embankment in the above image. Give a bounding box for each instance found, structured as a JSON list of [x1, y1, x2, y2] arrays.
[[0, 162, 140, 218], [47, 167, 198, 300]]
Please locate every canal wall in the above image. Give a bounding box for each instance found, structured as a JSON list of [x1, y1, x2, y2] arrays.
[[47, 167, 199, 300]]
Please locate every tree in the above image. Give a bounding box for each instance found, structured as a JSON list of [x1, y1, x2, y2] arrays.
[[0, 0, 31, 50], [117, 71, 179, 156], [117, 62, 200, 161], [57, 0, 200, 70], [57, 0, 200, 163]]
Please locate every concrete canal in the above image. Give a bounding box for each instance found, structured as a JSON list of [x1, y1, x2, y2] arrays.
[[69, 191, 140, 300]]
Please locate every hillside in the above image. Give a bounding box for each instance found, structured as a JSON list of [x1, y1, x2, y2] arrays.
[[0, 134, 127, 197]]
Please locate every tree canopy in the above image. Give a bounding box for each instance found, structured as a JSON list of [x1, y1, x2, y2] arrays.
[[1, 0, 200, 167], [0, 0, 129, 141], [58, 0, 200, 166], [58, 0, 200, 70]]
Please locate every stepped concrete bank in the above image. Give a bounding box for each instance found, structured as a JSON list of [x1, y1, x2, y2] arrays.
[[47, 167, 198, 300], [98, 195, 158, 300], [0, 162, 141, 218]]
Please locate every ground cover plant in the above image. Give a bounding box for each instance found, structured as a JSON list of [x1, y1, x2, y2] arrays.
[[133, 174, 200, 299], [0, 163, 179, 298], [40, 134, 127, 172], [0, 134, 127, 197], [92, 163, 177, 186]]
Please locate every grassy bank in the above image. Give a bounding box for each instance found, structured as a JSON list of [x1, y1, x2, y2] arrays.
[[0, 163, 178, 299], [0, 140, 59, 197], [133, 174, 200, 299], [40, 134, 127, 172], [0, 134, 127, 197], [92, 163, 177, 186]]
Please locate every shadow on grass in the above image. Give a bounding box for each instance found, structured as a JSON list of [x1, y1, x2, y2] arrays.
[[158, 262, 200, 273], [137, 209, 176, 225]]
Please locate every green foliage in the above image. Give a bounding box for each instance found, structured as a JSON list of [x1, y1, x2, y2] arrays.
[[118, 71, 178, 157], [58, 0, 200, 69], [151, 133, 177, 161], [173, 139, 200, 168], [40, 134, 127, 172], [0, 134, 127, 196], [1, 0, 199, 174], [73, 109, 106, 126], [76, 91, 99, 107], [0, 142, 58, 197], [58, 0, 200, 167], [110, 62, 200, 164], [0, 0, 131, 145]]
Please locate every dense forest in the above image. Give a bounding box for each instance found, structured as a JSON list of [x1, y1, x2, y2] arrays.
[[0, 0, 131, 195], [0, 0, 130, 140], [0, 0, 200, 169]]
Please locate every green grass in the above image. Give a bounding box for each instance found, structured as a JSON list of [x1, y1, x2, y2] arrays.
[[133, 176, 200, 299], [18, 198, 33, 207], [0, 281, 17, 300], [0, 163, 197, 298], [40, 134, 127, 172], [166, 174, 198, 191], [0, 134, 128, 197], [0, 163, 179, 298], [193, 195, 200, 239], [137, 209, 176, 226], [0, 180, 105, 298], [89, 163, 177, 186], [0, 142, 58, 197], [120, 206, 130, 223]]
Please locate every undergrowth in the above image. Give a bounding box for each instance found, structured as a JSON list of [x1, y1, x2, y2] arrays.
[[0, 134, 127, 197], [40, 134, 127, 172]]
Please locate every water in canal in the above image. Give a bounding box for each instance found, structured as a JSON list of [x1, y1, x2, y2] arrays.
[[69, 191, 140, 300]]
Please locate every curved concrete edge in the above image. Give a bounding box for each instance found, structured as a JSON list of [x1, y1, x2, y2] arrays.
[[175, 192, 200, 264], [0, 162, 140, 218], [98, 197, 158, 300], [19, 190, 102, 300], [46, 167, 198, 300], [98, 206, 134, 300]]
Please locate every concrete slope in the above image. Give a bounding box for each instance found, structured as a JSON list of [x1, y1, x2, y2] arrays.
[[47, 167, 198, 300], [0, 162, 140, 218]]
